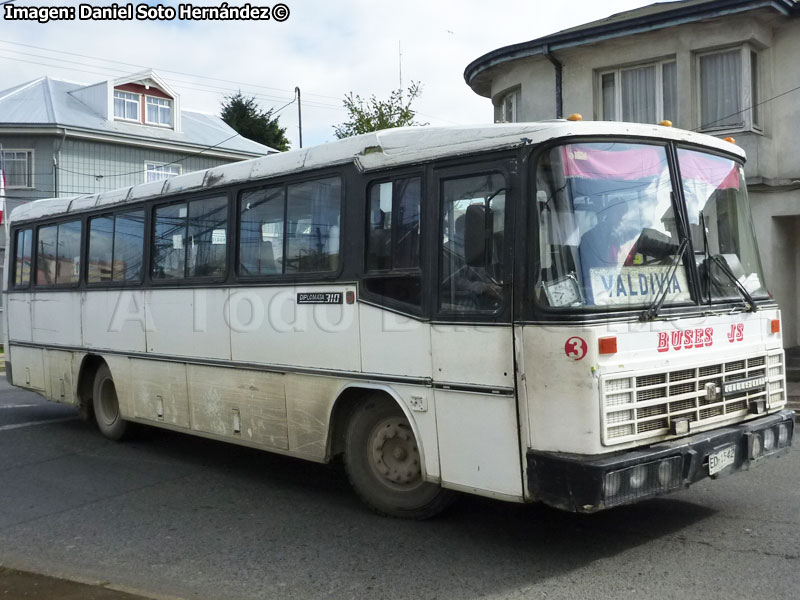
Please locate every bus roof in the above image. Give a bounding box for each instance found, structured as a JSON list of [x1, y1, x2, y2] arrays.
[[8, 121, 746, 225]]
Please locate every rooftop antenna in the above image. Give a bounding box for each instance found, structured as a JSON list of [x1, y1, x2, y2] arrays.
[[398, 40, 403, 96]]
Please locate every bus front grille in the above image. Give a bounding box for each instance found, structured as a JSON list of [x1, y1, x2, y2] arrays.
[[600, 351, 786, 445]]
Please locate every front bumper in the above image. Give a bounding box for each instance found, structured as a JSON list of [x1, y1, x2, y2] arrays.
[[527, 410, 794, 512]]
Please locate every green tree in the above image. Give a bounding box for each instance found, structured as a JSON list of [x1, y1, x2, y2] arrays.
[[333, 82, 426, 139], [220, 92, 290, 152]]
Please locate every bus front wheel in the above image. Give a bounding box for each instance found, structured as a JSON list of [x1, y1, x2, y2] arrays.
[[92, 364, 129, 441], [344, 396, 455, 519]]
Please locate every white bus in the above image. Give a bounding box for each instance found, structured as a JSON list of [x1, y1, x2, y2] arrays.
[[3, 121, 793, 518]]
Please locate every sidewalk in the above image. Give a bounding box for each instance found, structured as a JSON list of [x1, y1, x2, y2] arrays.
[[0, 567, 158, 600]]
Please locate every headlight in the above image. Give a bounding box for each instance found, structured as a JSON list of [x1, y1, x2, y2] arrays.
[[778, 423, 790, 447], [750, 433, 763, 459], [763, 428, 775, 452]]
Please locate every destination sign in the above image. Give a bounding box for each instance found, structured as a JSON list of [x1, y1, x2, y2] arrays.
[[590, 266, 690, 306]]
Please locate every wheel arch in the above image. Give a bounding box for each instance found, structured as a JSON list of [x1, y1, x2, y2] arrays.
[[327, 383, 431, 479], [75, 353, 108, 421]]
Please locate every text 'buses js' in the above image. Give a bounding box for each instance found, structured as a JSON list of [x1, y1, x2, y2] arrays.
[[4, 121, 793, 518]]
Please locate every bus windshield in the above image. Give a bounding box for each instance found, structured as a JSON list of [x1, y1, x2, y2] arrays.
[[534, 141, 767, 311]]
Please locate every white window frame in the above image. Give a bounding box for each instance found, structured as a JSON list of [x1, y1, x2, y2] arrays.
[[1, 149, 34, 189], [113, 90, 141, 122], [145, 96, 173, 127], [496, 89, 521, 123], [145, 162, 182, 183], [696, 44, 761, 134], [598, 58, 677, 125]]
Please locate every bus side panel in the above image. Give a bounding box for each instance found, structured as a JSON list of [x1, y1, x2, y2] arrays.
[[31, 292, 82, 346], [435, 390, 522, 498], [130, 358, 190, 428], [431, 325, 522, 499], [7, 293, 32, 343], [43, 349, 75, 405], [285, 373, 342, 460], [8, 345, 46, 392], [145, 288, 232, 360], [359, 305, 432, 377], [83, 290, 147, 353], [186, 364, 289, 450], [431, 326, 515, 389], [230, 285, 360, 372]]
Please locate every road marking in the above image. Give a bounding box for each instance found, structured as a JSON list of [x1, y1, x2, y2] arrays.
[[0, 404, 39, 409], [0, 417, 76, 432]]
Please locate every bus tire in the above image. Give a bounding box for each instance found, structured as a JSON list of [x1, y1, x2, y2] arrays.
[[344, 395, 455, 519], [92, 364, 129, 441]]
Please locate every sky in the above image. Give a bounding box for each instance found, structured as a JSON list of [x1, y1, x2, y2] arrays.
[[0, 0, 658, 150]]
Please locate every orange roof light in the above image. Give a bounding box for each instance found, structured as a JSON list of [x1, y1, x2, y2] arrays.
[[658, 120, 673, 127], [724, 136, 736, 144], [598, 336, 618, 355], [567, 113, 583, 121], [771, 319, 781, 334]]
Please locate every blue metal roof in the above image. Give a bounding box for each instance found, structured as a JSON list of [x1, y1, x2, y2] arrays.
[[0, 77, 274, 157]]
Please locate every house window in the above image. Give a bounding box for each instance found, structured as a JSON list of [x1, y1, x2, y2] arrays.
[[1, 150, 33, 188], [698, 46, 760, 132], [498, 90, 520, 123], [114, 90, 140, 121], [145, 162, 182, 183], [146, 96, 172, 126], [599, 60, 677, 125]]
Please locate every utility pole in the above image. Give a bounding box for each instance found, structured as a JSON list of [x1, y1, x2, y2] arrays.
[[295, 86, 303, 149]]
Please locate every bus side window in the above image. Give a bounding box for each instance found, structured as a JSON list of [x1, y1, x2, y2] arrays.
[[363, 176, 422, 308], [440, 173, 505, 313], [285, 177, 341, 274], [13, 228, 32, 287], [153, 197, 227, 280], [238, 186, 285, 277], [152, 203, 187, 280], [88, 216, 114, 283], [113, 210, 145, 282], [187, 196, 228, 278], [36, 221, 81, 286]]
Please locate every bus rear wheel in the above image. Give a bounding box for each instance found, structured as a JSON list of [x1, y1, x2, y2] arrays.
[[92, 364, 129, 441], [344, 396, 455, 519]]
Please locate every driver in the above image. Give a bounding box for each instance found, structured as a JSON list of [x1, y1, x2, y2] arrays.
[[578, 200, 638, 303]]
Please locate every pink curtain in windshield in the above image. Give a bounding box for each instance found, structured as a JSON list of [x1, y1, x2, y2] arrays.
[[677, 149, 740, 190], [560, 144, 667, 180]]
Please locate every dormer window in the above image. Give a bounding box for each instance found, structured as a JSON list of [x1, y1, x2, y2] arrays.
[[114, 90, 140, 121], [146, 96, 172, 126]]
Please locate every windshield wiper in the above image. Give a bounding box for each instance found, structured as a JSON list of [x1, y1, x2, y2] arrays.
[[699, 212, 757, 312], [640, 237, 690, 322], [708, 254, 758, 312]]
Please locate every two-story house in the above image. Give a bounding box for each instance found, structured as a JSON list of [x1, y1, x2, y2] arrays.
[[0, 69, 274, 338], [464, 0, 800, 346]]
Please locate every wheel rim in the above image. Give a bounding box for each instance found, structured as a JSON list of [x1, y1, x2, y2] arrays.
[[98, 378, 119, 427], [367, 417, 423, 491]]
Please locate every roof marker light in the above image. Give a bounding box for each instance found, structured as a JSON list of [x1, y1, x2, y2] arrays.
[[567, 113, 583, 121], [658, 120, 673, 127], [724, 137, 736, 144]]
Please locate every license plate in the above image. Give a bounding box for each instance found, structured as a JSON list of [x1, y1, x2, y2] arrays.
[[708, 445, 736, 475]]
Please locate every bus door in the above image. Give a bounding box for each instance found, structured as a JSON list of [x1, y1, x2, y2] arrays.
[[431, 164, 523, 499]]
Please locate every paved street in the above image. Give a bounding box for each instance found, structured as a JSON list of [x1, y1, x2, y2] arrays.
[[0, 379, 798, 600]]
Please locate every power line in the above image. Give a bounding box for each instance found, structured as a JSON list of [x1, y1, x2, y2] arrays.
[[0, 38, 343, 103], [694, 82, 800, 131], [0, 53, 344, 112], [55, 132, 244, 179]]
